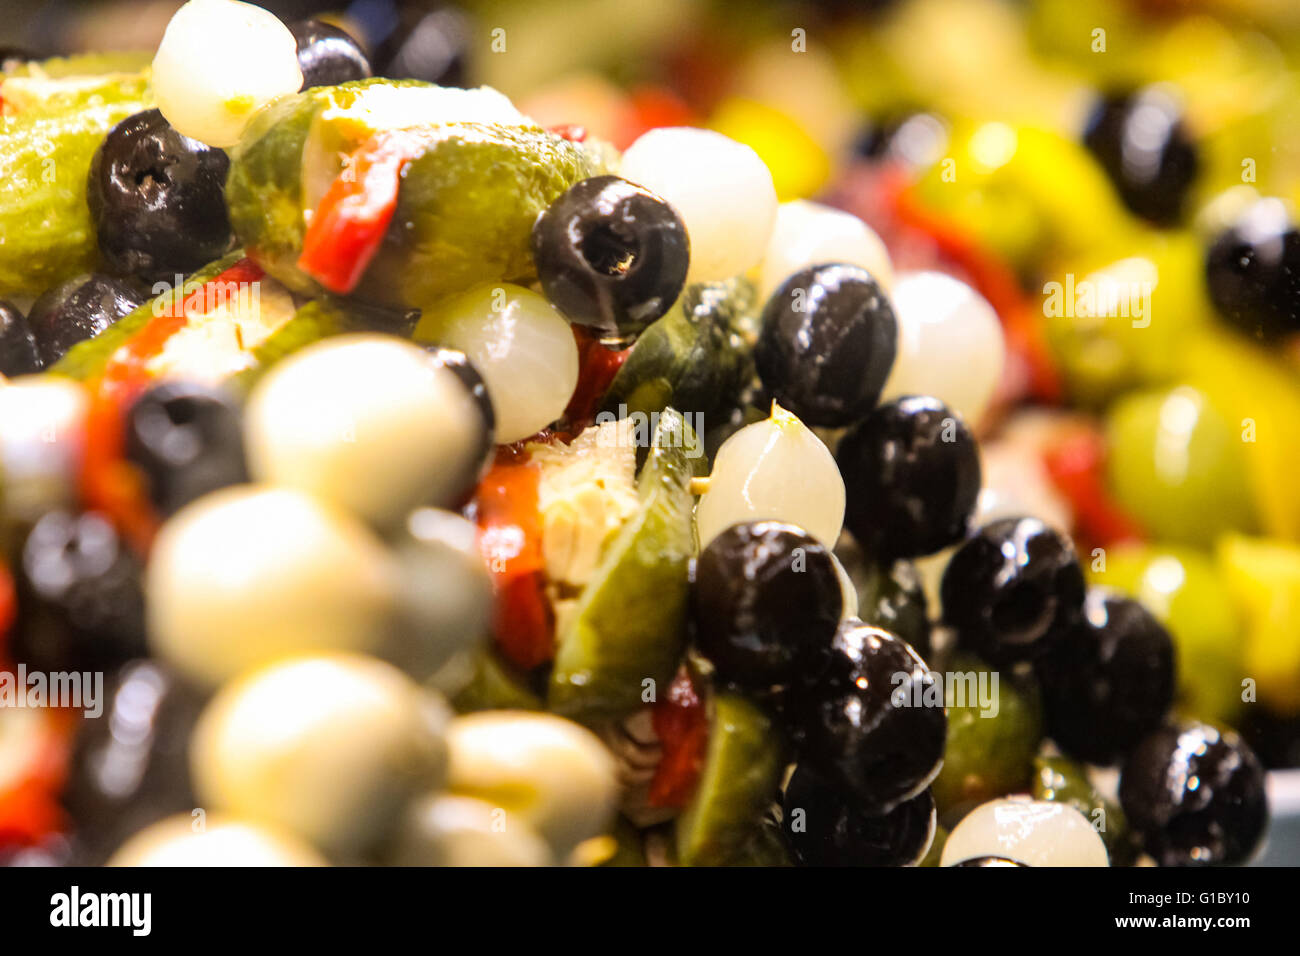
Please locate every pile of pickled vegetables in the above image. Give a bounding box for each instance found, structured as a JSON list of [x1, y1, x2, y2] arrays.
[[0, 0, 1294, 867]]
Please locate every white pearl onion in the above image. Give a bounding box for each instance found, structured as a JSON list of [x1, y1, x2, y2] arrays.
[[391, 794, 553, 867], [146, 485, 398, 686], [108, 815, 327, 867], [244, 334, 488, 528], [446, 710, 618, 859], [191, 653, 450, 857], [152, 0, 303, 148], [881, 271, 1005, 426], [417, 283, 578, 444], [759, 200, 894, 300], [941, 798, 1110, 867], [695, 403, 845, 548], [620, 127, 778, 283]]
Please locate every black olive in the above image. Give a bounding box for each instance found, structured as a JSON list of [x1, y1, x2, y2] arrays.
[[25, 273, 146, 366], [1205, 197, 1300, 340], [782, 764, 935, 866], [952, 855, 1029, 867], [87, 109, 232, 281], [11, 510, 147, 673], [1119, 722, 1268, 867], [289, 19, 372, 89], [1035, 590, 1175, 766], [373, 4, 471, 87], [691, 521, 842, 695], [533, 175, 690, 346], [62, 660, 206, 865], [1082, 87, 1199, 225], [941, 516, 1085, 665], [754, 263, 897, 428], [123, 381, 249, 518], [788, 620, 946, 814], [0, 300, 42, 376], [838, 395, 981, 560]]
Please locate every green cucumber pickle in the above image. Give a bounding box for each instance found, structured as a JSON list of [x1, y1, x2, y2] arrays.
[[0, 69, 151, 296], [226, 79, 602, 310]]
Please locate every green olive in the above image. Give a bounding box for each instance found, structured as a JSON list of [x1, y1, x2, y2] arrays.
[[930, 654, 1043, 819], [1106, 384, 1257, 547]]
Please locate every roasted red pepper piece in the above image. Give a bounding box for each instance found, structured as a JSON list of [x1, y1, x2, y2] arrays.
[[1042, 426, 1144, 550], [298, 133, 425, 294], [80, 258, 264, 554], [474, 459, 554, 670], [648, 668, 708, 808], [561, 326, 630, 433]]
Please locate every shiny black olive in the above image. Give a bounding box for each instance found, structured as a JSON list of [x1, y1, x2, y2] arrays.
[[941, 516, 1085, 665], [87, 108, 232, 281], [1119, 722, 1268, 867], [373, 4, 471, 86], [1082, 87, 1199, 225], [11, 510, 147, 673], [533, 175, 690, 346], [754, 263, 896, 428], [25, 273, 146, 366], [788, 620, 946, 814], [691, 521, 842, 695], [1035, 590, 1175, 766], [62, 660, 206, 865], [1205, 197, 1300, 340], [0, 300, 42, 376], [838, 395, 981, 560], [782, 764, 935, 866], [123, 381, 249, 517], [952, 855, 1029, 867], [289, 19, 372, 89]]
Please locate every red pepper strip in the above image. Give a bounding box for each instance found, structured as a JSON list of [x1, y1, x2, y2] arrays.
[[298, 132, 427, 294], [80, 258, 265, 554], [1042, 427, 1144, 551], [0, 699, 75, 850], [883, 171, 1064, 405], [560, 326, 630, 434], [648, 668, 708, 808], [474, 459, 555, 670]]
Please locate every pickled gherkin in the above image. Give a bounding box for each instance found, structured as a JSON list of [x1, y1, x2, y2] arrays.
[[600, 277, 756, 424], [0, 70, 152, 295], [224, 79, 604, 310]]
